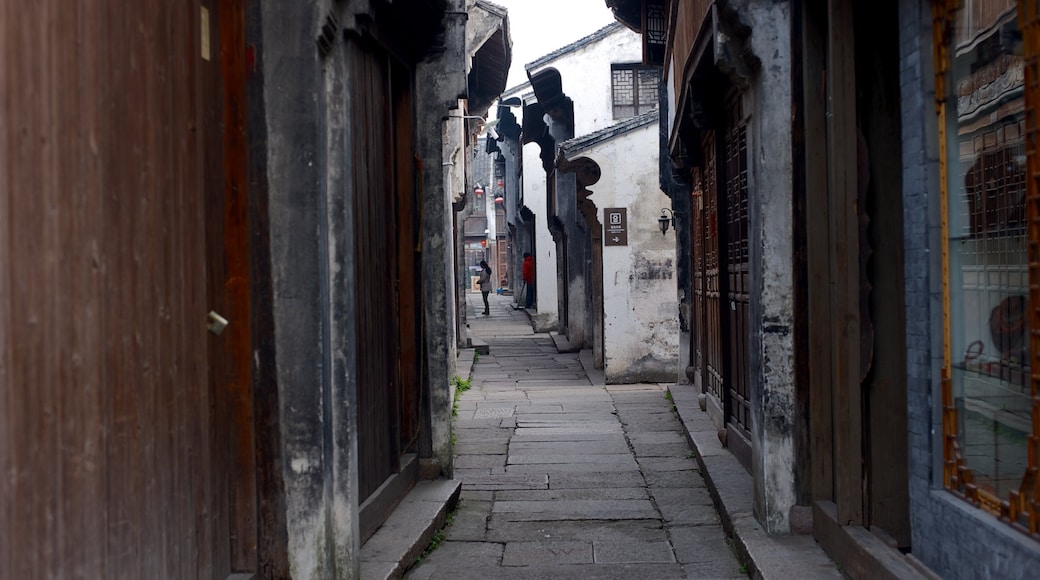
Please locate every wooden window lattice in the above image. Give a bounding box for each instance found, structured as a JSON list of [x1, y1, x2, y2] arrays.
[[642, 0, 667, 66], [611, 64, 660, 119], [725, 119, 751, 439]]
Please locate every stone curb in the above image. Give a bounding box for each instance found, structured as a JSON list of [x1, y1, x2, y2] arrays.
[[668, 385, 843, 580], [359, 479, 462, 580]]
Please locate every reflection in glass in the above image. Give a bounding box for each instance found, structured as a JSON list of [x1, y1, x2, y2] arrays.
[[946, 1, 1030, 506]]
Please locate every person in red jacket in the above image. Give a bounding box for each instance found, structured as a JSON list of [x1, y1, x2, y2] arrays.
[[522, 252, 535, 309]]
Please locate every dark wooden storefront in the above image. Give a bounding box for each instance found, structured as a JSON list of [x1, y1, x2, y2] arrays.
[[691, 104, 752, 470], [801, 0, 911, 561], [346, 32, 424, 544], [1, 1, 266, 577]]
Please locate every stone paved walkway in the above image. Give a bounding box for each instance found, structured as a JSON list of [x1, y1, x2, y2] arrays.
[[407, 293, 746, 579]]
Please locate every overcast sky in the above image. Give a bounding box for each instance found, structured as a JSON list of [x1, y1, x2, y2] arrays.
[[494, 0, 617, 89]]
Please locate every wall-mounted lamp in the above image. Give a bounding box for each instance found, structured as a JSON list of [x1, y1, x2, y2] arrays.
[[658, 207, 686, 235]]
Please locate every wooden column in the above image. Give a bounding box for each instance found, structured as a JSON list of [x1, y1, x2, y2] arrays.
[[826, 0, 863, 525], [802, 0, 835, 505]]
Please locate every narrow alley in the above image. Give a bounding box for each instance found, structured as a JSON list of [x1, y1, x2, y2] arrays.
[[408, 292, 745, 579], [8, 1, 1040, 578]]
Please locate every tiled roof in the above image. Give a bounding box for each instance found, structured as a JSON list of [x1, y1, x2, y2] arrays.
[[559, 109, 659, 157], [524, 22, 625, 72]]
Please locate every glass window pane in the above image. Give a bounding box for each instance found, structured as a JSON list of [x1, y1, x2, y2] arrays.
[[946, 1, 1030, 505]]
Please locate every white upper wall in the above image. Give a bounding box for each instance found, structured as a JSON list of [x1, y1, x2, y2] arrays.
[[573, 119, 678, 382], [525, 24, 643, 137]]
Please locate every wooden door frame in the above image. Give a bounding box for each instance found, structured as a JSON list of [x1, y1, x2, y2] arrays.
[[203, 0, 260, 573]]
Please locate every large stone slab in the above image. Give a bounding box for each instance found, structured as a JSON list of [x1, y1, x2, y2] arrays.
[[512, 404, 564, 414], [513, 422, 622, 433], [455, 441, 509, 455], [507, 453, 635, 465], [638, 456, 701, 472], [462, 474, 548, 491], [453, 427, 513, 441], [495, 487, 648, 502], [492, 499, 658, 520], [404, 541, 503, 580], [456, 417, 513, 428], [655, 499, 722, 525], [486, 519, 666, 543], [501, 541, 592, 566], [628, 431, 688, 444], [630, 441, 694, 458], [473, 406, 515, 419], [454, 454, 506, 469], [651, 485, 714, 507], [480, 392, 530, 401], [592, 538, 676, 564], [642, 469, 704, 489], [505, 461, 640, 474], [548, 471, 647, 489], [508, 440, 630, 455], [667, 525, 737, 564], [443, 499, 490, 541]]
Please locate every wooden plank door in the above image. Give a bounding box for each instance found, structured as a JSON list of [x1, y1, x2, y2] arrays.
[[349, 36, 400, 501]]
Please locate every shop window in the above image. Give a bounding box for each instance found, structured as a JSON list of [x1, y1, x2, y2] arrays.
[[937, 0, 1040, 534], [611, 63, 659, 119]]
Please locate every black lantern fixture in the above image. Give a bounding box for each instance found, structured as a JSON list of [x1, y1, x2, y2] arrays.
[[658, 207, 687, 235], [658, 208, 675, 235]]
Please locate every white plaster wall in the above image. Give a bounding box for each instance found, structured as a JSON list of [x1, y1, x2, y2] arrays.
[[526, 26, 643, 137], [583, 123, 679, 382], [522, 140, 559, 327]]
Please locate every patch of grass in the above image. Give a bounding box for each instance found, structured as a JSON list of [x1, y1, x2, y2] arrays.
[[414, 505, 459, 565], [452, 375, 472, 394], [473, 351, 480, 364], [665, 390, 677, 413], [739, 562, 748, 575], [451, 375, 472, 418]]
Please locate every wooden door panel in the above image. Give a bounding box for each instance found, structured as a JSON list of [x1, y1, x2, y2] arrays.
[[702, 132, 724, 404], [349, 36, 401, 502], [725, 122, 751, 440]]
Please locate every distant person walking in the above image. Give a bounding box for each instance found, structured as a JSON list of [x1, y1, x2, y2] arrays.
[[522, 252, 535, 309], [478, 260, 492, 315]]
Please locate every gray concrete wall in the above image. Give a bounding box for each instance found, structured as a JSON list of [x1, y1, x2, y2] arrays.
[[546, 103, 590, 347], [255, 1, 472, 575], [738, 0, 798, 535], [500, 136, 524, 298], [256, 1, 359, 577], [416, 1, 468, 477], [659, 84, 693, 386], [900, 2, 1040, 577]]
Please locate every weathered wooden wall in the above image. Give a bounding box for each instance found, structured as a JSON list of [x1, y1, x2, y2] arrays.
[[670, 0, 712, 94], [0, 2, 236, 577]]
